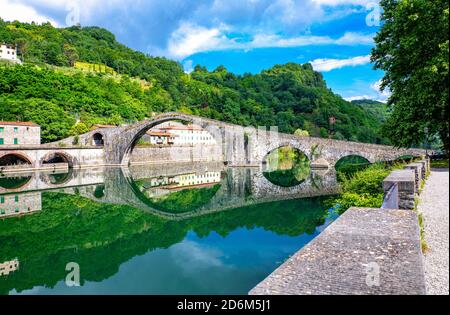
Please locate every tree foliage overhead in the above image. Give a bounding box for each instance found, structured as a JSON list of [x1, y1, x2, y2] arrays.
[[0, 19, 390, 144], [371, 0, 449, 153]]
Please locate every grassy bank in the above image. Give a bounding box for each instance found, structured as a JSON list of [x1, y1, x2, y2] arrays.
[[331, 162, 402, 214], [431, 159, 449, 168]]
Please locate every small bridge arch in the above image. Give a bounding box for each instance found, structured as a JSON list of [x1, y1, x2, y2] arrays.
[[0, 152, 34, 168], [40, 151, 77, 168]]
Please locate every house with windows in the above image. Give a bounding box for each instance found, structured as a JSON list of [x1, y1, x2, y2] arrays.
[[0, 43, 21, 64], [145, 131, 177, 145], [0, 192, 42, 219], [154, 123, 216, 145], [0, 122, 41, 146]]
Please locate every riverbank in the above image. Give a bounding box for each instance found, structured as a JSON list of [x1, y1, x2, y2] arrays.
[[250, 158, 430, 295], [418, 169, 449, 295]]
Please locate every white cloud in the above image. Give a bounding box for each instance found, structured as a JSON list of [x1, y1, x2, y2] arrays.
[[344, 95, 372, 101], [343, 79, 391, 103], [167, 22, 233, 60], [312, 0, 376, 6], [370, 79, 391, 101], [0, 0, 58, 25], [310, 55, 371, 72], [167, 24, 375, 59]]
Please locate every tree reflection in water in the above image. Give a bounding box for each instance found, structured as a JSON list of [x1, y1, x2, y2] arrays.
[[263, 146, 311, 187]]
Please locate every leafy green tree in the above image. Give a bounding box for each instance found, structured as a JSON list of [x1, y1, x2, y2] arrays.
[[294, 129, 310, 137], [63, 44, 79, 66], [371, 0, 449, 154], [70, 122, 89, 136]]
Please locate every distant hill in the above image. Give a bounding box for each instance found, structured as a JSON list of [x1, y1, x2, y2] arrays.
[[0, 19, 390, 144], [351, 99, 390, 124]]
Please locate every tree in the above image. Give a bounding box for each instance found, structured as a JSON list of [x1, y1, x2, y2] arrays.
[[371, 0, 449, 154], [64, 44, 79, 66], [294, 129, 310, 137], [70, 122, 89, 136]]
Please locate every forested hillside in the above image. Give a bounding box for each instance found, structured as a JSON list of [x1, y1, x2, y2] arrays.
[[0, 20, 389, 144]]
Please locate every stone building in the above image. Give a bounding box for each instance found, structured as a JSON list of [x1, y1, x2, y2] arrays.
[[0, 192, 42, 218], [0, 121, 41, 146], [0, 43, 21, 63]]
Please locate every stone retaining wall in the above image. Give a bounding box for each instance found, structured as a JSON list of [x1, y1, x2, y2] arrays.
[[382, 157, 430, 210], [129, 145, 223, 164]]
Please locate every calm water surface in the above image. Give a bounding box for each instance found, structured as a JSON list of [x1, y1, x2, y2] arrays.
[[0, 155, 341, 294]]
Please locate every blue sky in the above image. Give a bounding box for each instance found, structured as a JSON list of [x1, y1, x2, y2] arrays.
[[0, 0, 389, 101]]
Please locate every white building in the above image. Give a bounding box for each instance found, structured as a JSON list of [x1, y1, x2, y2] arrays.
[[142, 172, 221, 198], [0, 44, 21, 63], [155, 122, 216, 145], [145, 131, 177, 145]]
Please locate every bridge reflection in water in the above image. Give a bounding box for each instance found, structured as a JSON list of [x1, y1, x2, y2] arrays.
[[0, 162, 340, 294]]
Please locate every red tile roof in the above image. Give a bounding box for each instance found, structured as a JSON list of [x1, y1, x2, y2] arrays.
[[0, 121, 39, 127], [146, 131, 178, 137]]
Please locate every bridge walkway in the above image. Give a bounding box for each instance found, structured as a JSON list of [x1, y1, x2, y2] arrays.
[[419, 169, 449, 295]]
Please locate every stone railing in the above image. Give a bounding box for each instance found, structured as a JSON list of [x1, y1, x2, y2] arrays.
[[382, 157, 430, 210]]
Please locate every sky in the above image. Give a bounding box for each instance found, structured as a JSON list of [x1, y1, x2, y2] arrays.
[[0, 0, 389, 102]]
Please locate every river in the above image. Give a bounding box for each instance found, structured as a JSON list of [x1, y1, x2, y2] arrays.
[[0, 149, 344, 294]]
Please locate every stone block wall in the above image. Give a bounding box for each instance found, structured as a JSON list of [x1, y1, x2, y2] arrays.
[[405, 163, 424, 192], [382, 158, 429, 210], [383, 169, 416, 210], [130, 145, 223, 164]]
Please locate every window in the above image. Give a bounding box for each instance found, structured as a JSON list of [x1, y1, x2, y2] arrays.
[[0, 127, 4, 132], [14, 195, 19, 203], [0, 138, 3, 145], [1, 196, 4, 203], [14, 127, 18, 133], [14, 138, 18, 145]]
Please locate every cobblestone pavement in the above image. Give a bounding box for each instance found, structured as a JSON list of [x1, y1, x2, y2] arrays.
[[419, 169, 449, 295]]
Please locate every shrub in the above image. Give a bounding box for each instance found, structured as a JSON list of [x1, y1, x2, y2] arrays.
[[333, 163, 393, 214]]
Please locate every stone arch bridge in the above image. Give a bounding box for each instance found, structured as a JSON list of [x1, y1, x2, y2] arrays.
[[1, 112, 426, 171], [71, 112, 426, 168]]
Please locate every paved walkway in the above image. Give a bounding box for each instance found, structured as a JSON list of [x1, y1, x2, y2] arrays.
[[250, 207, 425, 295], [418, 169, 449, 295]]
